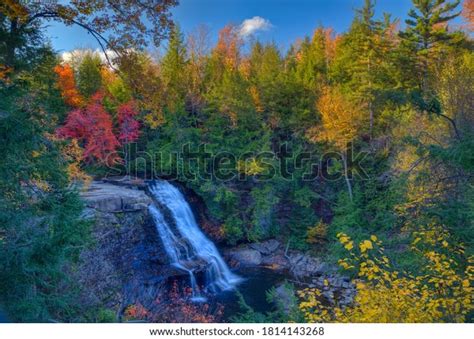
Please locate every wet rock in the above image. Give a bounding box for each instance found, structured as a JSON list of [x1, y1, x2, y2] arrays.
[[100, 212, 120, 225], [225, 239, 339, 278], [288, 253, 304, 266], [222, 238, 357, 308], [306, 273, 356, 307], [179, 258, 209, 272], [331, 278, 343, 288], [76, 205, 169, 317], [342, 281, 352, 289]]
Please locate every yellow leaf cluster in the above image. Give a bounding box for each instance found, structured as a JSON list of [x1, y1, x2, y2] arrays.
[[61, 139, 91, 185], [306, 221, 328, 245], [237, 158, 266, 176], [298, 232, 473, 323], [307, 86, 365, 150], [359, 240, 373, 253]]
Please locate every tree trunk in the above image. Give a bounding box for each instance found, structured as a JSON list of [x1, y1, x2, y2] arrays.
[[342, 154, 353, 202]]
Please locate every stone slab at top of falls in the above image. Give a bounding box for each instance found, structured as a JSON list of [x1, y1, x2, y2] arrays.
[[81, 181, 152, 213]]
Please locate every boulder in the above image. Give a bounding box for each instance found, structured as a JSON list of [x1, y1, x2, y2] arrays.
[[81, 181, 152, 213], [228, 248, 262, 266], [309, 274, 356, 306]]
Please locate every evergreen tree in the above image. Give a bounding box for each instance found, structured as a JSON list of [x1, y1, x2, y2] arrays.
[[161, 25, 188, 111], [248, 42, 285, 126], [0, 47, 89, 322], [331, 0, 394, 138], [77, 53, 103, 99], [400, 0, 462, 89]]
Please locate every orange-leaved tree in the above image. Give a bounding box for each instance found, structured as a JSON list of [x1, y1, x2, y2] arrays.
[[54, 64, 84, 108], [214, 24, 243, 72]]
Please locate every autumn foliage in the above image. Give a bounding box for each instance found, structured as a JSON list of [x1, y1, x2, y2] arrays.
[[308, 86, 364, 149], [61, 138, 91, 184], [214, 25, 242, 71], [54, 61, 141, 167], [54, 64, 83, 107], [0, 64, 12, 83], [157, 281, 224, 323], [298, 231, 473, 323], [124, 303, 149, 320], [57, 92, 120, 164]]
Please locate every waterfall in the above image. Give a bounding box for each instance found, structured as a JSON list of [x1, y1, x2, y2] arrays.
[[148, 180, 241, 301]]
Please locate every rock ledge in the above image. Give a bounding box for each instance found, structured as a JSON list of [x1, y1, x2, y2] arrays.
[[81, 181, 152, 213]]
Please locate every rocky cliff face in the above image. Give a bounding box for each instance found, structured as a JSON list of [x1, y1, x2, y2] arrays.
[[77, 180, 185, 321]]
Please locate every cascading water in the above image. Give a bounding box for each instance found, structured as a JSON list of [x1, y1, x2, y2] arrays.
[[148, 180, 241, 301]]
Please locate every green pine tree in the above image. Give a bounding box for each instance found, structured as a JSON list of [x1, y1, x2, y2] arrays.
[[400, 0, 462, 89], [161, 25, 188, 111]]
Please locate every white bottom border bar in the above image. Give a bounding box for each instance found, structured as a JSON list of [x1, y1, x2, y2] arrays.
[[0, 323, 472, 339]]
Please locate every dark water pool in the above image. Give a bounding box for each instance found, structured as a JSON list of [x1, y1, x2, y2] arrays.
[[214, 267, 289, 320]]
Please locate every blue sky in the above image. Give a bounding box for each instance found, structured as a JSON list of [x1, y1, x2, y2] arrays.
[[46, 0, 428, 54]]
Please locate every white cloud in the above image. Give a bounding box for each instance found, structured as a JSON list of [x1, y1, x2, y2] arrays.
[[61, 48, 120, 68], [60, 50, 80, 64], [239, 16, 273, 37]]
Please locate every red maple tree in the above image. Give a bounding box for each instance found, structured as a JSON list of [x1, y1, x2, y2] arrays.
[[57, 92, 120, 164]]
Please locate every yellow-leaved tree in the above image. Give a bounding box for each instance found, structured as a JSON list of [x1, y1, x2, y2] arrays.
[[298, 229, 473, 322], [307, 86, 365, 201]]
